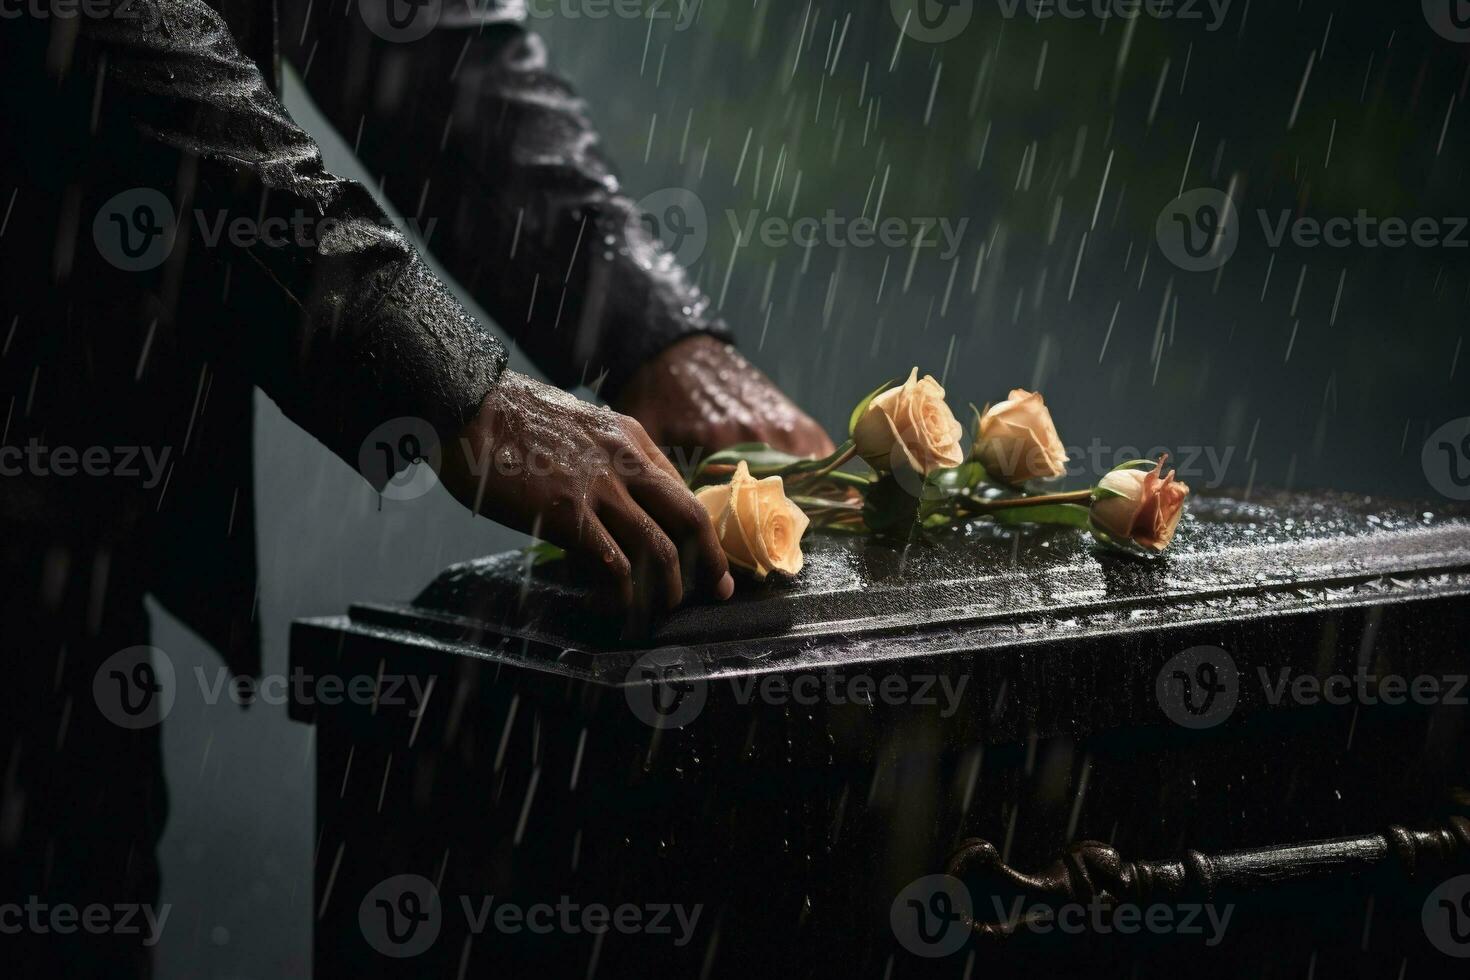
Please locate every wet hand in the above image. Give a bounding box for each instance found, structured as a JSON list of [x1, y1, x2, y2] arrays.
[[613, 335, 836, 464], [438, 371, 735, 614]]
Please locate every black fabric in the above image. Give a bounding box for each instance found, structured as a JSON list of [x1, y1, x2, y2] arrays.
[[0, 0, 730, 680], [1, 5, 506, 679], [0, 528, 166, 979], [0, 7, 727, 972], [282, 0, 729, 396]]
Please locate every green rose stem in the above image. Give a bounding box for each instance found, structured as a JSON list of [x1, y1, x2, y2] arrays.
[[787, 495, 862, 512], [785, 440, 857, 487], [693, 440, 860, 486], [963, 489, 1092, 511]]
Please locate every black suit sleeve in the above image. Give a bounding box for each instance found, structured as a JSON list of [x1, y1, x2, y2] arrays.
[[59, 1, 507, 485], [283, 3, 731, 398]]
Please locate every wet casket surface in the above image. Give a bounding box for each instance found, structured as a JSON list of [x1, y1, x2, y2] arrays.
[[291, 491, 1470, 978]]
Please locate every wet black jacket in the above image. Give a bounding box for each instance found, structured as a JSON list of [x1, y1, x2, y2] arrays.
[[0, 0, 725, 674]]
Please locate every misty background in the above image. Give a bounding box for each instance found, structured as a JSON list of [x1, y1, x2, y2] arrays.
[[154, 2, 1468, 975]]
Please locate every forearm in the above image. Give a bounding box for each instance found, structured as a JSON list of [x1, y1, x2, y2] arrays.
[[286, 11, 730, 398]]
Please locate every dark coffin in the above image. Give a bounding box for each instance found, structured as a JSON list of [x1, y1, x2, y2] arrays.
[[291, 491, 1470, 978]]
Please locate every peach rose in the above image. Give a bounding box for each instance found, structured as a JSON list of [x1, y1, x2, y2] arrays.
[[694, 460, 810, 579], [852, 367, 966, 476], [974, 389, 1069, 485], [1089, 456, 1190, 552]]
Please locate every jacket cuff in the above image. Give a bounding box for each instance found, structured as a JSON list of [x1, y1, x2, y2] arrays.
[[349, 259, 507, 490]]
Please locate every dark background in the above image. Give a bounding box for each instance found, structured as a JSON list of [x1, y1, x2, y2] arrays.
[[153, 2, 1468, 975]]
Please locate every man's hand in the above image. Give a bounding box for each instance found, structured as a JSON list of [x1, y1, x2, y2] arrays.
[[438, 371, 734, 613], [613, 336, 836, 463]]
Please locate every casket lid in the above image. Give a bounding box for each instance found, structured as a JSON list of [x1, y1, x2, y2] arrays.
[[332, 491, 1470, 682]]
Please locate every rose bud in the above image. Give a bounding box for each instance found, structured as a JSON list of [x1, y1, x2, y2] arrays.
[[973, 389, 1069, 485], [694, 460, 811, 579], [1089, 456, 1191, 553], [852, 367, 966, 476]]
